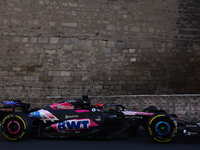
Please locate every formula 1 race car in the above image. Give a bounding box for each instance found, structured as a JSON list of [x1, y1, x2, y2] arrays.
[[1, 95, 200, 143]]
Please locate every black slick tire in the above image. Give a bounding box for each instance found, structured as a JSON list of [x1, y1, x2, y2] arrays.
[[1, 112, 32, 141], [147, 112, 177, 143]]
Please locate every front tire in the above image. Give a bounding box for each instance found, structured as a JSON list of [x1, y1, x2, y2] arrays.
[[147, 113, 177, 143], [1, 112, 32, 141]]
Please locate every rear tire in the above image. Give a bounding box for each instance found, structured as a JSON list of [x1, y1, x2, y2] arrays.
[[147, 113, 177, 143], [1, 112, 32, 141]]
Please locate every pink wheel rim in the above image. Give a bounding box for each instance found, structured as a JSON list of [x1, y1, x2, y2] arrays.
[[7, 121, 20, 134]]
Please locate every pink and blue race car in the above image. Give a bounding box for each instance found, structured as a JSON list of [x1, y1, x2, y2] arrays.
[[0, 95, 200, 143]]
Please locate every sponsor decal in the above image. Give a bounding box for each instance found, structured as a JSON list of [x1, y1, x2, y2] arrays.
[[3, 101, 18, 105], [57, 105, 74, 110], [28, 109, 59, 123], [185, 124, 198, 128], [50, 102, 74, 110], [65, 115, 79, 119], [51, 119, 99, 131], [95, 116, 101, 121], [0, 108, 13, 111], [65, 100, 77, 103], [110, 115, 117, 118], [122, 111, 136, 115], [58, 131, 72, 134], [91, 108, 102, 112], [186, 131, 198, 136], [57, 119, 90, 130], [125, 115, 143, 119], [123, 111, 153, 116], [135, 112, 154, 116]]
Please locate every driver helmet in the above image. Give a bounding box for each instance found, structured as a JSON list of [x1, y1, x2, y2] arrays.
[[94, 103, 104, 109]]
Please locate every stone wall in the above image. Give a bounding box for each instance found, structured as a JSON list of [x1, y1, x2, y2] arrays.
[[0, 0, 200, 99]]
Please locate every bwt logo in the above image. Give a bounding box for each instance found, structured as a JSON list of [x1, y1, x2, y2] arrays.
[[57, 119, 90, 130]]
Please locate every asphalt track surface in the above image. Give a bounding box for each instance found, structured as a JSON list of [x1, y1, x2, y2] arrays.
[[0, 127, 199, 150]]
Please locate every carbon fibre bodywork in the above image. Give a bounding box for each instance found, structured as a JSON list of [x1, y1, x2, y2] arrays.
[[28, 98, 137, 139]]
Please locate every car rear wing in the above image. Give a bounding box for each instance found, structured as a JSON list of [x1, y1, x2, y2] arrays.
[[0, 100, 30, 121]]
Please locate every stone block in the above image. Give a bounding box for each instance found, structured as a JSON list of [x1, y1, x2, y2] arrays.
[[99, 40, 107, 47], [61, 71, 70, 76], [64, 77, 73, 82], [1, 67, 12, 71], [129, 49, 136, 53], [70, 38, 79, 44], [23, 76, 35, 81], [106, 25, 115, 30], [141, 27, 148, 32], [62, 23, 77, 27], [140, 42, 153, 48], [112, 48, 121, 53], [35, 67, 44, 72], [20, 67, 28, 71], [28, 66, 35, 71], [130, 58, 137, 62], [93, 85, 103, 90], [97, 71, 106, 76], [132, 42, 138, 48], [48, 71, 61, 76], [9, 71, 15, 76], [39, 37, 48, 43], [50, 37, 59, 44], [2, 77, 13, 82], [148, 28, 154, 33], [115, 85, 122, 90], [122, 85, 136, 90], [64, 45, 73, 50], [69, 3, 77, 7], [138, 76, 148, 80], [31, 71, 43, 76], [126, 67, 136, 71], [130, 27, 140, 32], [16, 71, 27, 76], [26, 48, 34, 53], [39, 76, 53, 82], [60, 38, 70, 44], [167, 43, 175, 48], [22, 37, 28, 43], [49, 21, 55, 26], [35, 76, 39, 81], [101, 48, 111, 53], [85, 40, 93, 46], [125, 70, 134, 76], [62, 3, 68, 6], [107, 41, 115, 47], [14, 37, 20, 42], [45, 50, 56, 54], [116, 41, 126, 48], [75, 71, 84, 77]]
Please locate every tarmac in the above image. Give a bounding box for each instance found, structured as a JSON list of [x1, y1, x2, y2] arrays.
[[0, 127, 200, 150]]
